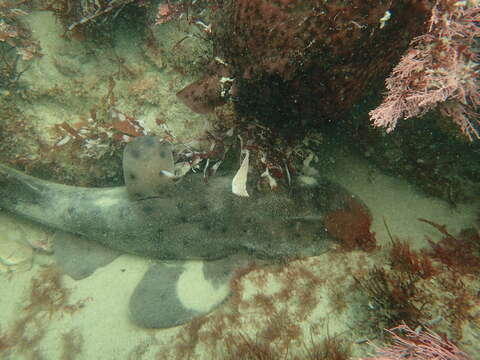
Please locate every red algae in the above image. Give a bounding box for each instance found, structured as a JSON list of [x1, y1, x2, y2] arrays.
[[420, 218, 480, 275], [324, 197, 377, 252]]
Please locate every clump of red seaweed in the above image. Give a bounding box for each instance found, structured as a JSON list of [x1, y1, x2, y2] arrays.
[[354, 218, 480, 345], [420, 218, 480, 275], [354, 266, 430, 333], [222, 331, 351, 360], [385, 219, 437, 280], [324, 196, 377, 252]]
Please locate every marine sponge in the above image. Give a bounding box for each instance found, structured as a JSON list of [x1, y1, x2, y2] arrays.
[[213, 0, 434, 128]]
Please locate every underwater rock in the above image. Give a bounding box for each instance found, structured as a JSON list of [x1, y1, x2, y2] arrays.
[[176, 74, 227, 114], [212, 0, 433, 127]]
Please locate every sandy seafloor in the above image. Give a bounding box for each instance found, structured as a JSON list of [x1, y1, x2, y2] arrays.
[[1, 150, 479, 360], [1, 8, 479, 360]]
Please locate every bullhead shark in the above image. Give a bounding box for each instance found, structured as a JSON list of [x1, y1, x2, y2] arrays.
[[0, 136, 365, 328]]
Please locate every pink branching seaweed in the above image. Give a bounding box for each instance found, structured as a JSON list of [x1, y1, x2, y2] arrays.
[[362, 324, 472, 360], [370, 0, 480, 140]]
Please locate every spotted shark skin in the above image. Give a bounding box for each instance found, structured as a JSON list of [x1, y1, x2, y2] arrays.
[[0, 136, 360, 328], [0, 149, 342, 261]]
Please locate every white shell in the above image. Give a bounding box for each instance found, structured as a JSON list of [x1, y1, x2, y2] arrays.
[[232, 150, 250, 197]]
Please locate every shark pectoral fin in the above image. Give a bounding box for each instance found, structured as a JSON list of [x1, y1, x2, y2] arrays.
[[52, 231, 120, 280], [128, 258, 237, 329], [123, 136, 175, 200]]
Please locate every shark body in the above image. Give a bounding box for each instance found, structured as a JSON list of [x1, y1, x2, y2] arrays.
[[0, 162, 336, 260], [0, 136, 361, 328]]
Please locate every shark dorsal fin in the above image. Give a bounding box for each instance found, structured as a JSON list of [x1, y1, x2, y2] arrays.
[[123, 136, 175, 200]]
